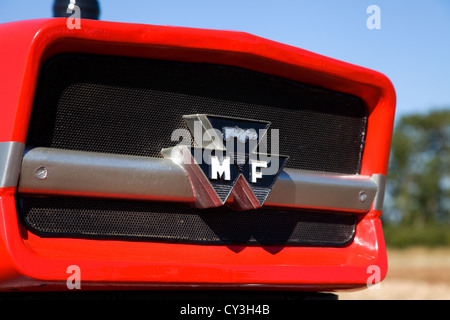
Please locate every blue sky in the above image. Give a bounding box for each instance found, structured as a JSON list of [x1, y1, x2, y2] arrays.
[[1, 0, 449, 119]]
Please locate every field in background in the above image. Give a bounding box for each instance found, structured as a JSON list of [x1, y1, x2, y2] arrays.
[[340, 247, 450, 300]]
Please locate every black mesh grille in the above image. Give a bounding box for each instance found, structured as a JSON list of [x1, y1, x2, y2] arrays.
[[18, 197, 355, 247], [26, 54, 367, 174], [20, 53, 365, 246]]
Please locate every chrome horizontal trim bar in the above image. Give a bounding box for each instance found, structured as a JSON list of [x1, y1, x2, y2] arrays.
[[18, 147, 194, 202], [0, 141, 25, 188], [265, 170, 377, 212], [18, 147, 381, 213]]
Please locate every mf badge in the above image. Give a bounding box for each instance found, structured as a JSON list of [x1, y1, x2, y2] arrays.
[[161, 114, 288, 211]]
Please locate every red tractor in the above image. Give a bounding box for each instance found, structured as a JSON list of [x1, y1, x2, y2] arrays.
[[0, 0, 395, 302]]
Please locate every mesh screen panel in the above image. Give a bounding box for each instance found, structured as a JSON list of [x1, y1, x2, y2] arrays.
[[27, 54, 367, 174], [20, 54, 366, 246], [19, 197, 355, 246]]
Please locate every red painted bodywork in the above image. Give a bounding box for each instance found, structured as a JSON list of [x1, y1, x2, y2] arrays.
[[0, 19, 395, 292]]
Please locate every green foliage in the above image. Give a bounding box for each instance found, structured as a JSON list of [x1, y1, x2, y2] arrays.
[[385, 109, 450, 227], [383, 224, 450, 248]]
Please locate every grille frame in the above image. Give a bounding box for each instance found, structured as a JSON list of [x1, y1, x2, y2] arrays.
[[19, 53, 368, 247]]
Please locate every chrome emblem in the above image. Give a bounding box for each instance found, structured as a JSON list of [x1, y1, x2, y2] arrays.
[[161, 114, 288, 211]]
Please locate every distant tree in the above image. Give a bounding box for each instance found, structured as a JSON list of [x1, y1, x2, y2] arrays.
[[385, 109, 450, 226]]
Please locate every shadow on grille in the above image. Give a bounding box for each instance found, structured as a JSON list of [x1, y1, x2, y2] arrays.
[[18, 197, 355, 247]]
